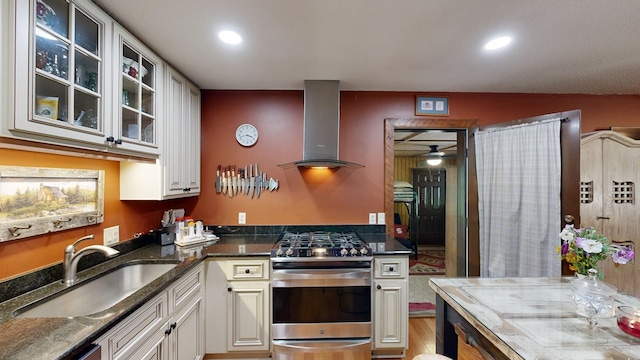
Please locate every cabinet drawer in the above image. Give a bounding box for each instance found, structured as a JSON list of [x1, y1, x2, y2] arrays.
[[98, 292, 167, 359], [374, 257, 408, 278], [168, 263, 202, 312], [225, 259, 269, 280]]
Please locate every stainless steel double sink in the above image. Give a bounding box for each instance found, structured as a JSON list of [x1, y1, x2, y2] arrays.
[[14, 262, 177, 318]]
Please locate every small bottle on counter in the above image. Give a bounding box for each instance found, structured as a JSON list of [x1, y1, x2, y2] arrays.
[[195, 220, 204, 237], [175, 217, 185, 242]]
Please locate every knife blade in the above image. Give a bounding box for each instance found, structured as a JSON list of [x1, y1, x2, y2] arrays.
[[243, 165, 249, 195], [256, 171, 262, 198], [249, 164, 255, 199], [215, 165, 221, 193], [221, 166, 227, 195], [227, 167, 232, 197], [239, 168, 244, 196], [231, 166, 237, 197]]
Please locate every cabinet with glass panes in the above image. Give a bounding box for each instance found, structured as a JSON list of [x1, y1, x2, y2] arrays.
[[6, 0, 160, 157], [115, 24, 162, 151]]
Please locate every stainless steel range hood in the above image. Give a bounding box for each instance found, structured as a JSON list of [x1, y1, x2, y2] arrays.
[[279, 80, 364, 169]]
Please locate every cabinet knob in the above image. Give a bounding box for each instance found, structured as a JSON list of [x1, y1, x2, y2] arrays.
[[165, 327, 172, 335], [245, 268, 251, 274], [389, 267, 394, 272], [227, 287, 232, 292], [170, 322, 177, 329], [376, 284, 382, 290]]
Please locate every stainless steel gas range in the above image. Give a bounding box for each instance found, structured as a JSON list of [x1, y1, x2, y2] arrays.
[[270, 231, 373, 360]]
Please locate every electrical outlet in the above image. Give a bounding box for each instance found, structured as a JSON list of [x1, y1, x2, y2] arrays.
[[238, 212, 246, 224], [377, 212, 385, 225], [103, 226, 119, 246], [238, 244, 246, 254], [368, 213, 377, 224]]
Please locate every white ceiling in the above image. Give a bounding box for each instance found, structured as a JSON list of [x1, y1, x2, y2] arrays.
[[92, 0, 640, 94], [91, 1, 640, 157]]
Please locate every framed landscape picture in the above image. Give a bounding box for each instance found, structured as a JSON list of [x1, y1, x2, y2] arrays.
[[0, 166, 104, 242]]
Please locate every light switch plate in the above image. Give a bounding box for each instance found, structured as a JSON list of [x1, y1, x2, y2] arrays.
[[103, 226, 119, 246], [238, 244, 246, 254], [238, 212, 246, 224], [368, 213, 377, 224], [377, 212, 385, 225]]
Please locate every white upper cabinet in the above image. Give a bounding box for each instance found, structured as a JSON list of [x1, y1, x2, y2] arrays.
[[4, 0, 160, 157], [111, 23, 162, 154], [120, 65, 200, 200]]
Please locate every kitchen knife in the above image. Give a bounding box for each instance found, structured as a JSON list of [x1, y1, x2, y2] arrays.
[[215, 165, 221, 193], [243, 165, 249, 195], [227, 167, 232, 197], [249, 164, 255, 199], [221, 166, 228, 195], [256, 171, 262, 198], [231, 166, 238, 197], [239, 168, 244, 196]]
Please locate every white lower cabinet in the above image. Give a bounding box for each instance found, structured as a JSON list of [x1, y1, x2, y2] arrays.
[[372, 256, 408, 355], [206, 258, 271, 354], [97, 263, 204, 360]]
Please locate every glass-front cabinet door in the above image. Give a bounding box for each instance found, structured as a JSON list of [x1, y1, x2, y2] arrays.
[[115, 24, 161, 152], [12, 0, 111, 144]]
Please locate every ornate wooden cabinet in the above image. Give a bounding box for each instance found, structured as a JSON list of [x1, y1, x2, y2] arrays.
[[580, 130, 639, 296]]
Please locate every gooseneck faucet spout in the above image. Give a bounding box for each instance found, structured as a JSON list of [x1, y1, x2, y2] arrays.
[[63, 234, 120, 286]]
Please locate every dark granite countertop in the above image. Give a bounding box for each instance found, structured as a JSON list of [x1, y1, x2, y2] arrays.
[[0, 228, 409, 360]]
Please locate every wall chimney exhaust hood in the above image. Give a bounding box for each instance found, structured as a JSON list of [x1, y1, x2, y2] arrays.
[[279, 80, 364, 169]]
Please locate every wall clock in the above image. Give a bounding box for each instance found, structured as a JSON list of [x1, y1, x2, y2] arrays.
[[235, 123, 258, 147]]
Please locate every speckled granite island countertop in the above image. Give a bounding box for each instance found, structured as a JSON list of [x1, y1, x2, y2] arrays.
[[0, 226, 408, 360], [429, 277, 640, 360]]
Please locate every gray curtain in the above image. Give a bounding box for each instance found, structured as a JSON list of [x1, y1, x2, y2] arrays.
[[475, 118, 562, 277]]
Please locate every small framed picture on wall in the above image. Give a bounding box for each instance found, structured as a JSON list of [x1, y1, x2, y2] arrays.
[[415, 96, 449, 116]]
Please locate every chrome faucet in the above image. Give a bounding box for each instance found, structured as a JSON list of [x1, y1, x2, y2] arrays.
[[63, 234, 120, 286]]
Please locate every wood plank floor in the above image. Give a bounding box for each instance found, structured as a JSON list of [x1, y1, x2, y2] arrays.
[[400, 317, 484, 360]]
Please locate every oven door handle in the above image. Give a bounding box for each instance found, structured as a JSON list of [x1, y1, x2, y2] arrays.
[[272, 338, 371, 351]]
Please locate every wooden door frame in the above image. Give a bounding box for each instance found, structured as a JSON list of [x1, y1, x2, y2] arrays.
[[385, 118, 478, 276]]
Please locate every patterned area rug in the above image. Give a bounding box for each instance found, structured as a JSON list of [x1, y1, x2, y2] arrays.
[[409, 249, 445, 317], [408, 275, 442, 317], [409, 249, 445, 275]]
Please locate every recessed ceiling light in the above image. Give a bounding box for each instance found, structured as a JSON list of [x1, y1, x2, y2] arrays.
[[218, 30, 242, 45], [484, 36, 512, 50]]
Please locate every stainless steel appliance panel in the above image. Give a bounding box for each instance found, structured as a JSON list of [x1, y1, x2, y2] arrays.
[[272, 339, 371, 360]]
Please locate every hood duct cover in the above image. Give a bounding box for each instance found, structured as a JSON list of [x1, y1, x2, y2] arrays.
[[279, 80, 364, 168]]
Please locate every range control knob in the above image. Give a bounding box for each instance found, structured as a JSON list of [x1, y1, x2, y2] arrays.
[[340, 248, 349, 257], [360, 247, 368, 256], [276, 248, 284, 257], [285, 248, 294, 257], [350, 248, 358, 256]]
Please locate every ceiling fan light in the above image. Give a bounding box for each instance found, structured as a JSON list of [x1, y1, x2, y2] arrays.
[[426, 145, 443, 166], [426, 158, 442, 166]]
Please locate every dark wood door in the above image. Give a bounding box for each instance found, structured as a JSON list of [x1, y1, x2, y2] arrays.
[[413, 168, 446, 246]]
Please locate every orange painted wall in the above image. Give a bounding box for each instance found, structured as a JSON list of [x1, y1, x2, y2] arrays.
[[1, 90, 639, 280], [191, 90, 640, 225]]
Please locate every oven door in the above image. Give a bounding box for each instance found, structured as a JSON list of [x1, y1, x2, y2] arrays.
[[271, 264, 372, 340], [272, 339, 371, 360]]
